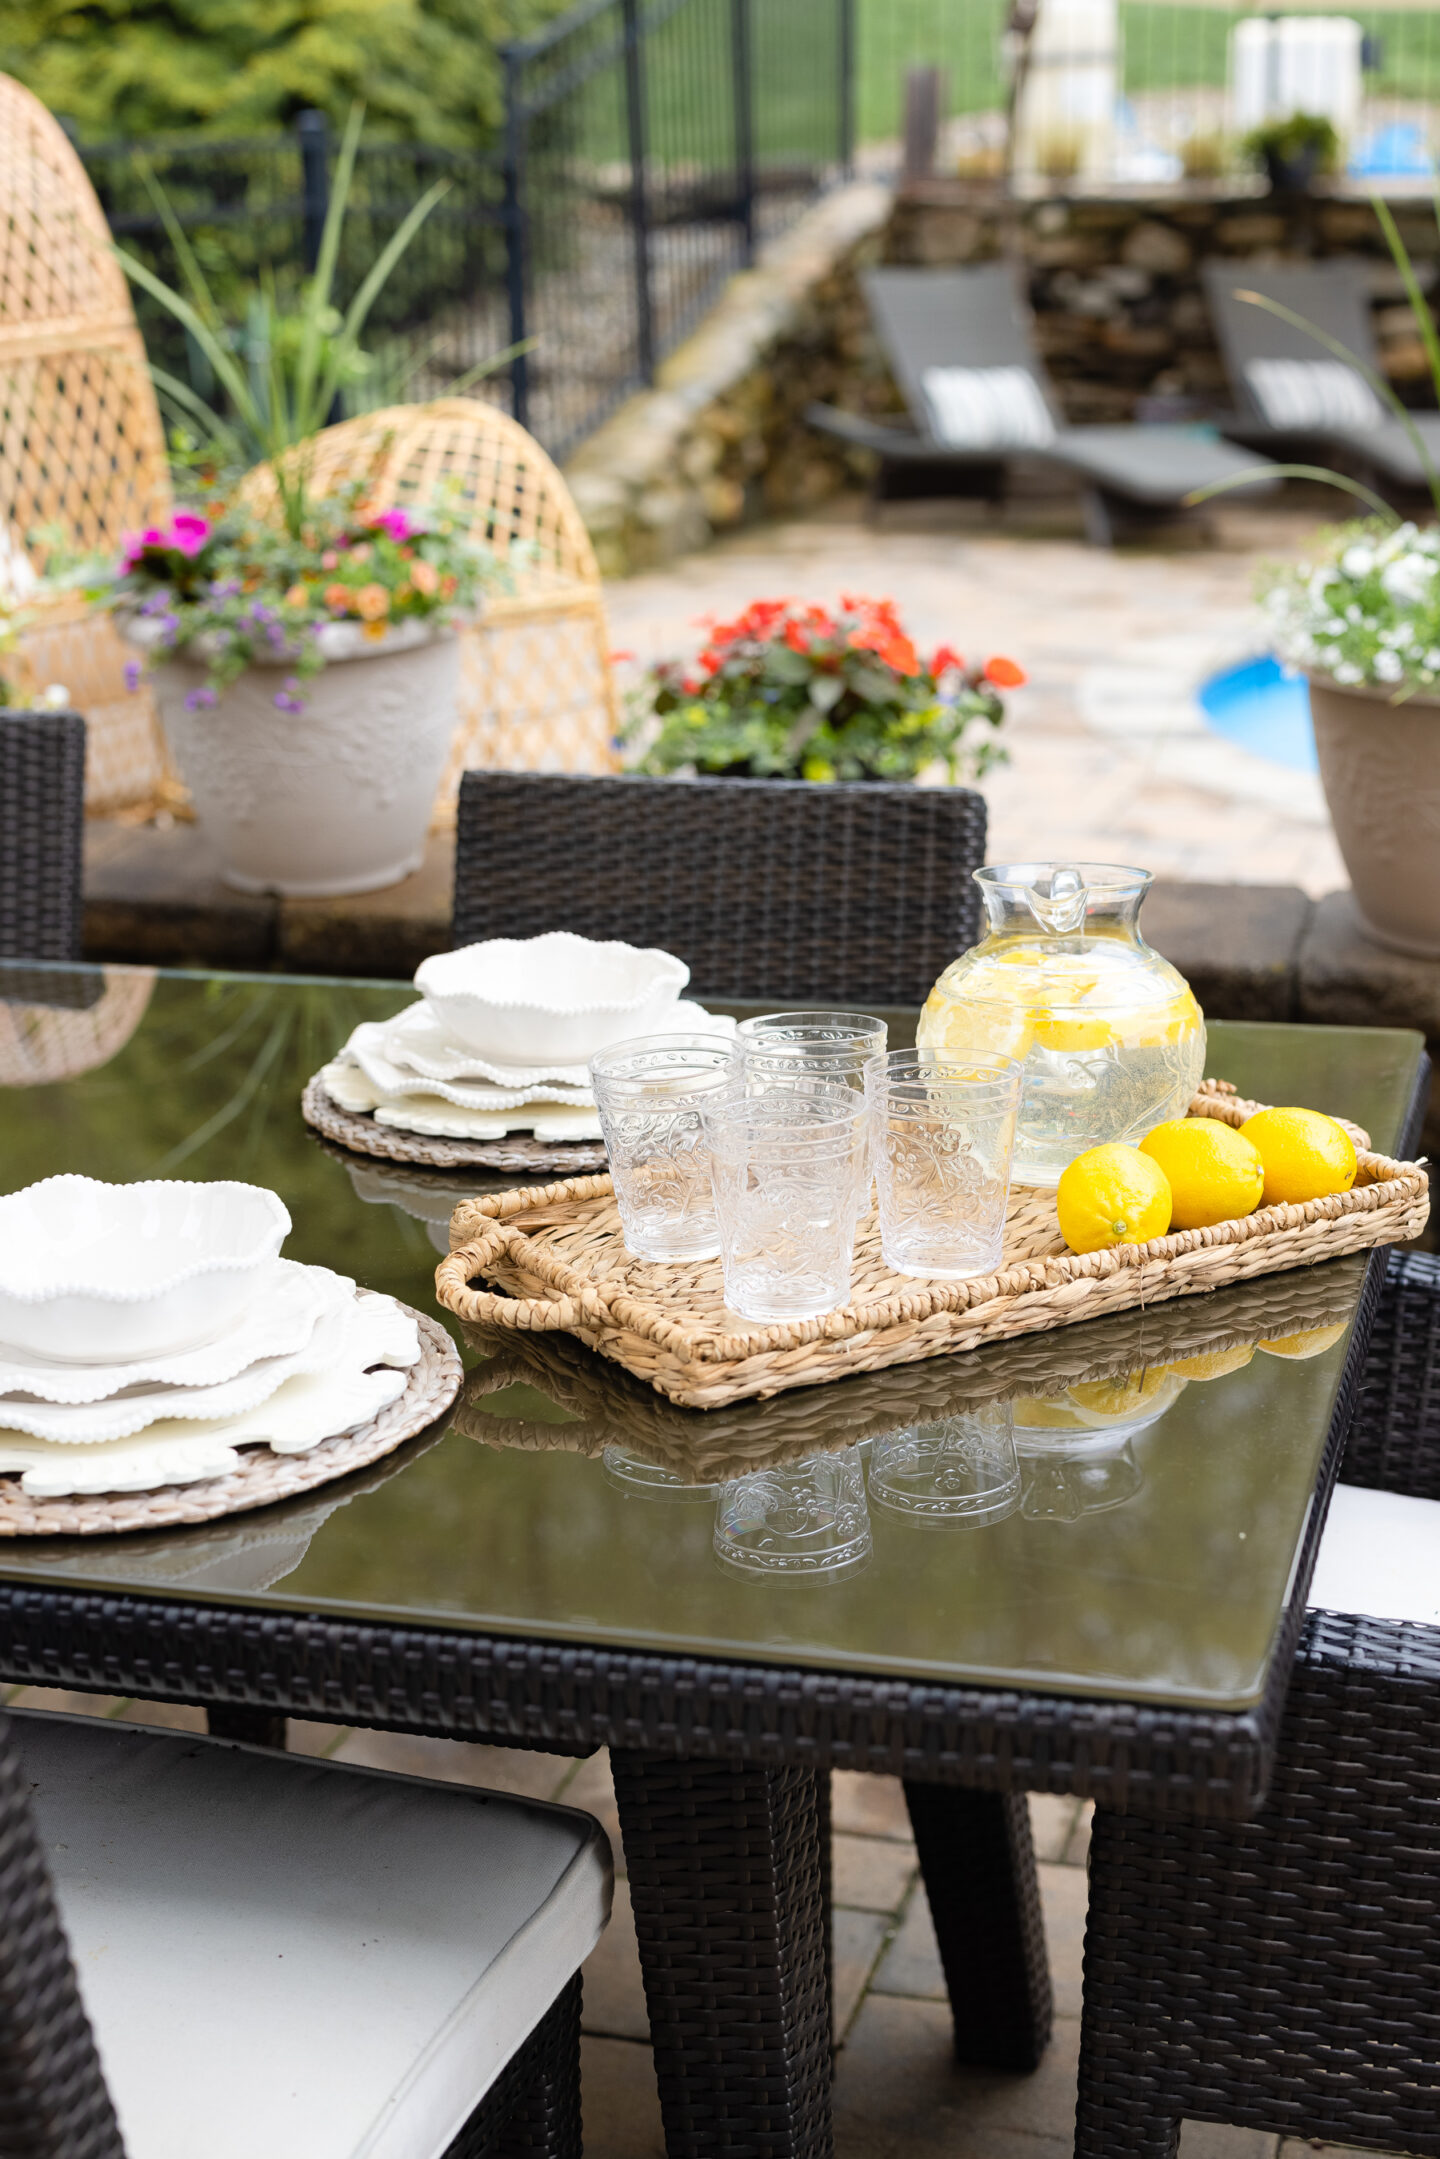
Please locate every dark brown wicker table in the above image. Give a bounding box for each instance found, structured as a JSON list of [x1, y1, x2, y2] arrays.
[[0, 962, 1427, 2159]]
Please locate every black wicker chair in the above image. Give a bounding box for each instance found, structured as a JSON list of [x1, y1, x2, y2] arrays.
[[0, 709, 86, 964], [452, 771, 988, 1004], [0, 1706, 609, 2159], [1074, 1247, 1440, 2157]]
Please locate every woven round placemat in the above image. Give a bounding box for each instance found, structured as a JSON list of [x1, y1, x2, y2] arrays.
[[0, 1306, 462, 1538], [301, 1075, 608, 1175]]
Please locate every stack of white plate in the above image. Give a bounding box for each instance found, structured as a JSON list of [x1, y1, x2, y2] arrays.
[[0, 1177, 421, 1500], [320, 930, 734, 1144]]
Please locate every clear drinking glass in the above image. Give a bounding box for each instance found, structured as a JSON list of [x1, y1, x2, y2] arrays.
[[589, 1034, 739, 1262], [737, 1011, 887, 1091], [867, 1404, 1021, 1529], [713, 1451, 871, 1578], [867, 1049, 1022, 1281], [703, 1088, 867, 1322]]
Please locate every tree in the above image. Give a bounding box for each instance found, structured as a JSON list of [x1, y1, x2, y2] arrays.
[[0, 0, 572, 145]]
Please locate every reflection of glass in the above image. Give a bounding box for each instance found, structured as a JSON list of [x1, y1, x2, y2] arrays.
[[589, 1034, 738, 1262], [1019, 1439, 1143, 1523], [917, 863, 1205, 1186], [705, 1089, 867, 1321], [343, 1157, 489, 1254], [868, 1403, 1020, 1528], [868, 1050, 1021, 1279], [602, 1445, 720, 1502], [714, 1452, 871, 1578]]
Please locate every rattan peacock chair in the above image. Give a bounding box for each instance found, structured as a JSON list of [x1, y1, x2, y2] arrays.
[[241, 398, 620, 823], [0, 72, 175, 813]]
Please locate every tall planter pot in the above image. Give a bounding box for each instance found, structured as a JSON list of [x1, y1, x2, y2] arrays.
[[1307, 673, 1440, 957], [145, 622, 461, 898]]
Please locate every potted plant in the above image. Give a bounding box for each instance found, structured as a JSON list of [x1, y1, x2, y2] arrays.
[[622, 596, 1019, 784], [1243, 112, 1339, 197], [97, 106, 513, 895], [112, 487, 497, 894]]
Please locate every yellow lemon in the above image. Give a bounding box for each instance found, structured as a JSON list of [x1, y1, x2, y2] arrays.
[[1138, 1119, 1264, 1231], [917, 994, 1033, 1063], [1258, 1322, 1350, 1360], [1164, 1344, 1256, 1381], [1112, 991, 1204, 1051], [1056, 1144, 1173, 1254], [1033, 1015, 1114, 1051], [1237, 1107, 1358, 1208]]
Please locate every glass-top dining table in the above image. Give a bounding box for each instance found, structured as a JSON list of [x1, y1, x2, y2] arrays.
[[0, 959, 1427, 2159]]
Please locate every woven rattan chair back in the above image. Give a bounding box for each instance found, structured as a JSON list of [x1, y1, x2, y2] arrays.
[[0, 710, 85, 962], [0, 73, 173, 815], [240, 399, 620, 821], [451, 771, 988, 1003]]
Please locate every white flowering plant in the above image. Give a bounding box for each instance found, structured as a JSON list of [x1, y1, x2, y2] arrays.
[[1261, 519, 1440, 694]]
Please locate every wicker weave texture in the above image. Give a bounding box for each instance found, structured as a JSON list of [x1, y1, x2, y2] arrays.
[[240, 399, 619, 817], [437, 1089, 1425, 1408], [0, 712, 84, 962], [1345, 1247, 1440, 1498], [0, 74, 174, 813], [444, 1975, 582, 2159], [1078, 1610, 1440, 2158], [0, 1716, 124, 2159], [451, 770, 989, 1004], [611, 1752, 833, 2157]]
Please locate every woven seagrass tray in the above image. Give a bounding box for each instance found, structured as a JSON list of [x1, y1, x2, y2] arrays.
[[435, 1085, 1429, 1409], [0, 1309, 461, 1537], [301, 1075, 608, 1175]]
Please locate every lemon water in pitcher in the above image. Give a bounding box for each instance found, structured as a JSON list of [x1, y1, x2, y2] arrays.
[[917, 863, 1205, 1187]]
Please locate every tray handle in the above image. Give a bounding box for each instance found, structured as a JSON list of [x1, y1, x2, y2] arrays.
[[436, 1220, 608, 1334]]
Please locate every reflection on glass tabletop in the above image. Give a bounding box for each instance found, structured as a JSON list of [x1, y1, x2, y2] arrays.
[[0, 960, 1424, 1713]]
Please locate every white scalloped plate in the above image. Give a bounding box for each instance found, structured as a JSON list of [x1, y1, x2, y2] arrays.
[[0, 1260, 346, 1406], [0, 1292, 420, 1494], [0, 1291, 418, 1444], [376, 998, 733, 1089]]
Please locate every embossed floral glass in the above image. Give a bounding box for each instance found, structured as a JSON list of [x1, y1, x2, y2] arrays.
[[702, 1088, 867, 1322], [867, 1049, 1022, 1280], [602, 1445, 720, 1503], [867, 1404, 1021, 1529], [737, 1011, 887, 1091], [713, 1451, 871, 1578], [589, 1035, 739, 1262]]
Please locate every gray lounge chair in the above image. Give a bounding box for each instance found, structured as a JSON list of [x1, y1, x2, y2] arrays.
[[1204, 257, 1440, 492], [805, 264, 1280, 544]]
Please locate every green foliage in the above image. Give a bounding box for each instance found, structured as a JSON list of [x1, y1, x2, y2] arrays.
[[0, 0, 572, 146], [1242, 110, 1340, 175], [623, 597, 1013, 787]]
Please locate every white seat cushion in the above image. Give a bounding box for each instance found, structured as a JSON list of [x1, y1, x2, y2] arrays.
[[1308, 1481, 1440, 1625], [1243, 356, 1385, 433], [920, 364, 1057, 449], [11, 1712, 611, 2159]]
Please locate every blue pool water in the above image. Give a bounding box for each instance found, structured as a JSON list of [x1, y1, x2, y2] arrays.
[[1197, 655, 1318, 772]]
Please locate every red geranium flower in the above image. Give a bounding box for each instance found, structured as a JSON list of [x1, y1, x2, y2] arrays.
[[984, 656, 1027, 688], [931, 644, 965, 676]]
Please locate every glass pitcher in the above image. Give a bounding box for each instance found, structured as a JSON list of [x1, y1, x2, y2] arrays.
[[915, 862, 1205, 1186]]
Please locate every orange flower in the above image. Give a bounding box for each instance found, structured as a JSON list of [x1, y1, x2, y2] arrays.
[[984, 655, 1027, 688], [931, 644, 964, 675], [439, 573, 457, 600], [410, 560, 440, 597], [354, 583, 390, 621], [848, 623, 919, 676], [362, 619, 388, 641], [322, 583, 352, 613], [282, 583, 308, 609], [784, 619, 811, 654]]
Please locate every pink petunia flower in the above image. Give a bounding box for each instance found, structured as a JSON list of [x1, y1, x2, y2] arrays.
[[170, 513, 211, 556], [369, 508, 416, 543]]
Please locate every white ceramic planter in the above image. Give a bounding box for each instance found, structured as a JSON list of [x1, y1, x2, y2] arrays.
[[144, 622, 461, 896], [1307, 673, 1440, 958]]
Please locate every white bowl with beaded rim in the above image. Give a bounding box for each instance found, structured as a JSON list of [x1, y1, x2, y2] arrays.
[[414, 932, 690, 1065], [0, 1176, 291, 1364]]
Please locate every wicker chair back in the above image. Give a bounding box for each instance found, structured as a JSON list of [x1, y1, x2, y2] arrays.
[[0, 74, 173, 815], [0, 711, 85, 962], [240, 399, 620, 821], [451, 771, 988, 1003]]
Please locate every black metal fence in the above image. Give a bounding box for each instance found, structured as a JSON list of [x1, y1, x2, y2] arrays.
[[80, 0, 854, 461]]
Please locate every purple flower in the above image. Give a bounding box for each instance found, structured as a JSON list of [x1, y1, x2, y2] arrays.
[[265, 621, 287, 649], [139, 590, 173, 617], [272, 690, 305, 713], [248, 601, 273, 623], [158, 614, 178, 640], [183, 686, 218, 711], [123, 660, 142, 692], [209, 578, 241, 600]]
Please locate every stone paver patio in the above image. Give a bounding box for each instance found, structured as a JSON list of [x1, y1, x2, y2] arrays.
[[6, 1685, 1388, 2158], [604, 491, 1347, 898]]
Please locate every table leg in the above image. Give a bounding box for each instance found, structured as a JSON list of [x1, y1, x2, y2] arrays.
[[902, 1783, 1053, 2072], [610, 1751, 833, 2159], [205, 1707, 288, 1750]]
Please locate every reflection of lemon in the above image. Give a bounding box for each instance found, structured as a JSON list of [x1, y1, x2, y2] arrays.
[[1064, 1370, 1186, 1428], [1238, 1107, 1358, 1208], [1166, 1344, 1256, 1381], [1010, 1395, 1087, 1429], [917, 994, 1033, 1063], [1057, 1144, 1173, 1253], [1258, 1322, 1349, 1360], [1139, 1119, 1264, 1231]]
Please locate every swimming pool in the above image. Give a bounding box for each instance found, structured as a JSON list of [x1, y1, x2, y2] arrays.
[[1197, 655, 1318, 773]]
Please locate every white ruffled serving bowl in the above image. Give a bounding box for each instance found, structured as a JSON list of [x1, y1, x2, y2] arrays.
[[0, 1176, 291, 1364], [414, 932, 690, 1064]]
